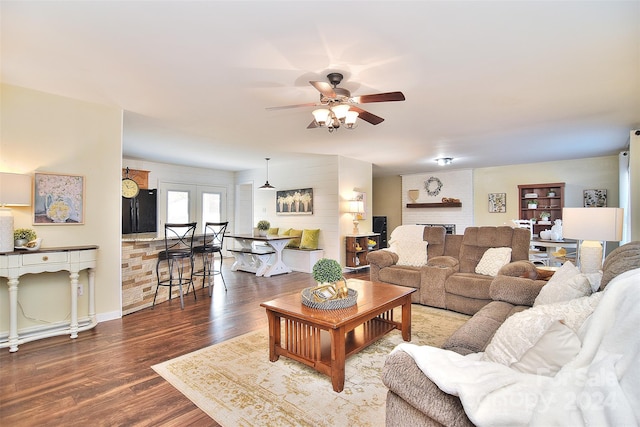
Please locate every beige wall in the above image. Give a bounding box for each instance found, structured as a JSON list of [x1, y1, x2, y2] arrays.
[[236, 155, 372, 267], [374, 155, 621, 235], [372, 175, 402, 237], [474, 155, 620, 227], [1, 84, 123, 334]]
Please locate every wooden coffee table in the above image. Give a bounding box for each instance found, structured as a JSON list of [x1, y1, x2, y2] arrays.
[[260, 279, 415, 392]]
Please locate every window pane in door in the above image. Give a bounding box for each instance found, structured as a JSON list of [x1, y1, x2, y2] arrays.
[[202, 192, 221, 224], [167, 190, 189, 223]]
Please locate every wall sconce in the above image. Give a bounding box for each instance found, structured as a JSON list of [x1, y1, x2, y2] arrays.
[[562, 207, 624, 273], [349, 200, 364, 234], [0, 172, 32, 252]]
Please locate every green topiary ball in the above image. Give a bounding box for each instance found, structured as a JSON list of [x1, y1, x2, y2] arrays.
[[312, 258, 343, 283]]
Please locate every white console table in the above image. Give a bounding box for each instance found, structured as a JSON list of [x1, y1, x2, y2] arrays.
[[0, 245, 98, 352]]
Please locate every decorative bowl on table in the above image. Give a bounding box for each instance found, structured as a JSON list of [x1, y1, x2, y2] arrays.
[[301, 286, 358, 310], [25, 238, 43, 251]]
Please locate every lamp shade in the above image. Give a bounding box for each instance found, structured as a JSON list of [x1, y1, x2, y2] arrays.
[[331, 104, 350, 120], [349, 200, 364, 214], [312, 109, 330, 125], [0, 173, 31, 206], [345, 110, 359, 125], [562, 207, 623, 241]]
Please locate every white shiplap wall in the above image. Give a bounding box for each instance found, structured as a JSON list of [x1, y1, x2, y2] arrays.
[[401, 169, 474, 234]]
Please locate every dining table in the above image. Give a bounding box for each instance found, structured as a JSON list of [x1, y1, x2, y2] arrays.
[[226, 234, 292, 277]]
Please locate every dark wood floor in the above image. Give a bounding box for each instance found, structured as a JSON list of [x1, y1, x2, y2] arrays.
[[0, 260, 370, 426]]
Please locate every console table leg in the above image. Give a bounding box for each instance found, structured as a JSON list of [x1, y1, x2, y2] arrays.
[[7, 277, 19, 352], [69, 271, 79, 339]]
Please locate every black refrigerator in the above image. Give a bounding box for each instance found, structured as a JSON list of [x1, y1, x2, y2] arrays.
[[122, 189, 157, 234]]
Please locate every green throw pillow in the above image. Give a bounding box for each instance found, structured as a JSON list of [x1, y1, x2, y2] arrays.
[[279, 228, 291, 236], [268, 227, 279, 236], [300, 229, 320, 250], [286, 229, 303, 248]]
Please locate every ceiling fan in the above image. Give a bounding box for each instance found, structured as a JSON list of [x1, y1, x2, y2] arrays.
[[266, 72, 405, 131]]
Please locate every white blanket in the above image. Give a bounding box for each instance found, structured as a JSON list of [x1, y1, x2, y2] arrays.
[[388, 224, 425, 245], [395, 267, 640, 426]]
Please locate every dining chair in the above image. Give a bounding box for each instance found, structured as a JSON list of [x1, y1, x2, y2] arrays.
[[153, 222, 197, 309], [192, 221, 228, 295]]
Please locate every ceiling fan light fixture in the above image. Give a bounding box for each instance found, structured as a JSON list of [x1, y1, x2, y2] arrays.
[[436, 157, 453, 166], [345, 110, 359, 127], [331, 104, 350, 120], [312, 109, 330, 126]]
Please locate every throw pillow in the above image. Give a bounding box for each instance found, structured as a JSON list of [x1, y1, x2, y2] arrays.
[[389, 240, 428, 267], [279, 228, 291, 236], [534, 261, 591, 306], [267, 227, 279, 236], [475, 247, 512, 276], [286, 229, 303, 248], [299, 229, 320, 250], [482, 292, 602, 369], [510, 321, 581, 376]]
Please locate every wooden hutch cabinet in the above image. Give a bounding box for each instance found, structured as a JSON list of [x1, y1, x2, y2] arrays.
[[345, 234, 380, 269], [518, 182, 565, 236]]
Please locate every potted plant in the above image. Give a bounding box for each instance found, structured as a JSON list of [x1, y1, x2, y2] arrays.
[[256, 220, 270, 236], [547, 191, 556, 197], [14, 228, 37, 247], [527, 199, 538, 209], [540, 211, 551, 222], [312, 258, 350, 297]]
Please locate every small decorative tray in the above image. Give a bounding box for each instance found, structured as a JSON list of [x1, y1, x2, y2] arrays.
[[524, 193, 538, 198], [301, 287, 358, 310]]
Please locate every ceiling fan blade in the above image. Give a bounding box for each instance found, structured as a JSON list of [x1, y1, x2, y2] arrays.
[[309, 81, 336, 98], [353, 91, 405, 103], [307, 120, 318, 129], [349, 106, 385, 125], [266, 102, 318, 111]]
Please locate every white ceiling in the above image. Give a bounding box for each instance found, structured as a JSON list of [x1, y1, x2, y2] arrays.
[[2, 1, 639, 176]]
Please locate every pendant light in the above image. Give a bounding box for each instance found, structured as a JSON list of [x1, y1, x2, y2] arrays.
[[259, 157, 275, 189]]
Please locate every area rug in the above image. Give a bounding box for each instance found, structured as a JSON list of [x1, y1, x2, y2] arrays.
[[152, 305, 469, 426]]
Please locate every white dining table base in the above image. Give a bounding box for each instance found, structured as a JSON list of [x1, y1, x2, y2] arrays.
[[228, 235, 292, 277]]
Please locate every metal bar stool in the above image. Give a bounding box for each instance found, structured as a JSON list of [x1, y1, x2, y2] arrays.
[[192, 222, 228, 296], [153, 222, 197, 309]]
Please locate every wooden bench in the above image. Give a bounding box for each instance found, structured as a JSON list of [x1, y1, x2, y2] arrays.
[[282, 248, 324, 274]]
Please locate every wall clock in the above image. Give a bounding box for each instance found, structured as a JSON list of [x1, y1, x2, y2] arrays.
[[424, 176, 443, 197], [122, 168, 140, 198]]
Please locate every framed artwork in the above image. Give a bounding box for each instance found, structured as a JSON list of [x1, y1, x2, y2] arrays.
[[583, 189, 607, 207], [33, 172, 85, 224], [276, 188, 313, 215], [488, 193, 506, 213]]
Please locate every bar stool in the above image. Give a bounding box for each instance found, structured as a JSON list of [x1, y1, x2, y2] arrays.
[[192, 221, 228, 296], [153, 222, 197, 309]]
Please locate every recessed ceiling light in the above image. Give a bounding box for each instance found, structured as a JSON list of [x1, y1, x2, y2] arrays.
[[435, 157, 453, 166]]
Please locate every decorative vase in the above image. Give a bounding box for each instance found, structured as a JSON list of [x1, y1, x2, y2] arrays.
[[15, 238, 28, 248], [258, 229, 267, 237]]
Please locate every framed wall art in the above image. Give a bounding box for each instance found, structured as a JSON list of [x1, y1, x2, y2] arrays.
[[276, 188, 313, 215], [583, 189, 607, 207], [34, 172, 85, 224], [488, 193, 506, 213]]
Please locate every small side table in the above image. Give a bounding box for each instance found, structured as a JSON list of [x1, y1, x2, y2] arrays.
[[0, 245, 98, 352]]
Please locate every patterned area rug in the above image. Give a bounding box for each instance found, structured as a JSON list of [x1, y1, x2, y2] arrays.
[[152, 305, 469, 426]]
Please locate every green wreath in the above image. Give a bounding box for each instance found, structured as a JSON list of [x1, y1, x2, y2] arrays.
[[424, 176, 443, 197]]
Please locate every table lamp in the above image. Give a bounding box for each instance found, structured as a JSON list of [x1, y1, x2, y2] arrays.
[[562, 207, 623, 273], [349, 200, 364, 234], [0, 172, 32, 252]]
